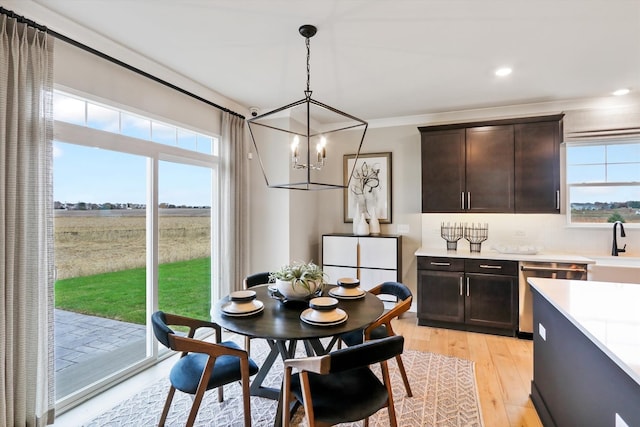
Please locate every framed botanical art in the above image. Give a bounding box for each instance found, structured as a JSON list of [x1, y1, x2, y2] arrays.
[[343, 152, 392, 223]]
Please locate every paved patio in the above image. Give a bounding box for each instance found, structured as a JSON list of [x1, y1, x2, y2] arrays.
[[55, 309, 146, 398]]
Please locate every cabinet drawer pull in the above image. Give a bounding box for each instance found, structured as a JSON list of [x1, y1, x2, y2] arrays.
[[461, 192, 465, 210], [479, 264, 502, 270], [556, 190, 560, 210], [467, 192, 471, 210], [459, 277, 463, 296], [466, 277, 470, 296], [430, 261, 451, 266]]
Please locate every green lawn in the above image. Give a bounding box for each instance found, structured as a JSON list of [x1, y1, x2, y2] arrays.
[[55, 257, 211, 324]]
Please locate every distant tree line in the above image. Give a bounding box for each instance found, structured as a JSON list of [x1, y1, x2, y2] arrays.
[[54, 201, 210, 210], [571, 200, 640, 211]]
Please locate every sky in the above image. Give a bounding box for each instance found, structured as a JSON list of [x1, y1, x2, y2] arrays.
[[53, 93, 214, 207], [53, 142, 213, 206]]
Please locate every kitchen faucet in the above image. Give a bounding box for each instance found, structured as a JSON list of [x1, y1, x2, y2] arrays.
[[611, 220, 626, 256]]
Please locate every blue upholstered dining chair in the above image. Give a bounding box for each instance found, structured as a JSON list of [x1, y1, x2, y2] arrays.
[[339, 281, 413, 397], [282, 335, 405, 427], [242, 272, 271, 354], [151, 311, 259, 427]]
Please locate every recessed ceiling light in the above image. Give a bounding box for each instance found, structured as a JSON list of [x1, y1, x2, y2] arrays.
[[612, 88, 630, 96], [495, 67, 512, 77]]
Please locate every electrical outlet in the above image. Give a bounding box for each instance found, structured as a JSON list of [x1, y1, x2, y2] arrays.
[[539, 323, 546, 341]]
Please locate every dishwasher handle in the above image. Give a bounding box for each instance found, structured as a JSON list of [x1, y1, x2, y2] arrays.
[[520, 265, 587, 273]]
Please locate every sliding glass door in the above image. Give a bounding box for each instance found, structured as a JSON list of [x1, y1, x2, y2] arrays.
[[53, 142, 148, 399], [52, 91, 220, 408]]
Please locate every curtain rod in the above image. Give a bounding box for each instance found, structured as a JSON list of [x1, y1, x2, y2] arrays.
[[0, 6, 246, 120]]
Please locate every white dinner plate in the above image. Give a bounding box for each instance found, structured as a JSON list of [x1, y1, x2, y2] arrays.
[[329, 288, 365, 300], [300, 313, 348, 327], [300, 308, 347, 325], [222, 300, 264, 316]]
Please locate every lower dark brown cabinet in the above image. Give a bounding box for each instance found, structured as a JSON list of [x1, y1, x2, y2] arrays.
[[417, 256, 518, 336]]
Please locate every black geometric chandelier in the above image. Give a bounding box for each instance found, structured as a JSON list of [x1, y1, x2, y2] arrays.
[[247, 24, 368, 190]]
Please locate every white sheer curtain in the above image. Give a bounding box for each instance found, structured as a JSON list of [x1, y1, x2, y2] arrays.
[[218, 112, 249, 300], [0, 13, 55, 426]]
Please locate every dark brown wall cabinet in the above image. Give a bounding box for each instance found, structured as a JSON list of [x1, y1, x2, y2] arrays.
[[417, 256, 518, 336], [419, 114, 563, 213]]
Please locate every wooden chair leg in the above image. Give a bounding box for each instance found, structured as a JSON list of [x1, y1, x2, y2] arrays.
[[245, 336, 251, 354], [395, 354, 413, 397], [381, 361, 398, 427], [158, 386, 176, 427], [240, 358, 252, 427], [283, 367, 292, 427]]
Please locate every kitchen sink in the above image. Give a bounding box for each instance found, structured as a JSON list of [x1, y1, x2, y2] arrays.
[[587, 256, 640, 284]]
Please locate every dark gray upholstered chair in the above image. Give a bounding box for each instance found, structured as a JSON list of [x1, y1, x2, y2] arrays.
[[282, 335, 404, 427], [242, 272, 271, 354], [151, 311, 259, 427], [339, 281, 413, 397]]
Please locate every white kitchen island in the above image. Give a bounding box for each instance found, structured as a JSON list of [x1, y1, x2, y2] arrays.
[[528, 277, 640, 427]]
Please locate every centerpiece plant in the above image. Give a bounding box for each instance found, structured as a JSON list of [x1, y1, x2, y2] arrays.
[[269, 261, 326, 300]]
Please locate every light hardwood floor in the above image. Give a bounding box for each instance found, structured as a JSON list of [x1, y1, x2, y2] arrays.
[[57, 313, 543, 426], [395, 313, 543, 427]]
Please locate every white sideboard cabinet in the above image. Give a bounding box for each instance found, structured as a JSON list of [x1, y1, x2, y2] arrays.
[[322, 234, 402, 291]]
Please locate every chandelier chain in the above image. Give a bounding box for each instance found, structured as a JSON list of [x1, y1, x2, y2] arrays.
[[306, 36, 311, 93]]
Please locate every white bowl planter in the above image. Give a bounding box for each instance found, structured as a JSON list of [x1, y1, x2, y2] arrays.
[[275, 278, 321, 300]]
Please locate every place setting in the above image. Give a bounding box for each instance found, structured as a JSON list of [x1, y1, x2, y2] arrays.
[[328, 277, 366, 300], [221, 290, 264, 317], [300, 296, 348, 327]]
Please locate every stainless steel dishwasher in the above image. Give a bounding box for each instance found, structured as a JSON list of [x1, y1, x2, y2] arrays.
[[518, 262, 588, 335]]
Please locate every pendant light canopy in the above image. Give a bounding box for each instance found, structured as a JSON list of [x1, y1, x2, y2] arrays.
[[247, 24, 368, 190]]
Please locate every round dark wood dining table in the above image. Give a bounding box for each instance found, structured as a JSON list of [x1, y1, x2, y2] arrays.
[[211, 284, 384, 426], [212, 284, 384, 344]]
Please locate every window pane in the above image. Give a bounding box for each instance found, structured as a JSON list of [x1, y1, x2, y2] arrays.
[[53, 93, 85, 125], [608, 163, 640, 182], [87, 103, 119, 133], [177, 130, 197, 151], [567, 145, 605, 165], [121, 113, 151, 140], [152, 122, 176, 145], [158, 162, 212, 324], [54, 142, 148, 399], [567, 164, 605, 184], [197, 135, 213, 154], [569, 185, 640, 223], [607, 143, 640, 164]]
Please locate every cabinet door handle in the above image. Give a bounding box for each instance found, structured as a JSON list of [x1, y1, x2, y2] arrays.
[[467, 192, 471, 210], [461, 192, 465, 210], [556, 190, 560, 210], [430, 261, 451, 266], [479, 264, 502, 270], [466, 277, 470, 297], [459, 277, 463, 296]]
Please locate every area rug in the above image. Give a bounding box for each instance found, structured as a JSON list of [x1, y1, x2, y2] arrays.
[[85, 338, 483, 427]]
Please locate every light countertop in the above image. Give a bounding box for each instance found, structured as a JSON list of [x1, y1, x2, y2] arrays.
[[415, 247, 595, 264], [528, 277, 640, 387]]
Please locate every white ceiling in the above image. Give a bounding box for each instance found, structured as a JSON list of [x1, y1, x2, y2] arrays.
[[19, 0, 640, 121]]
